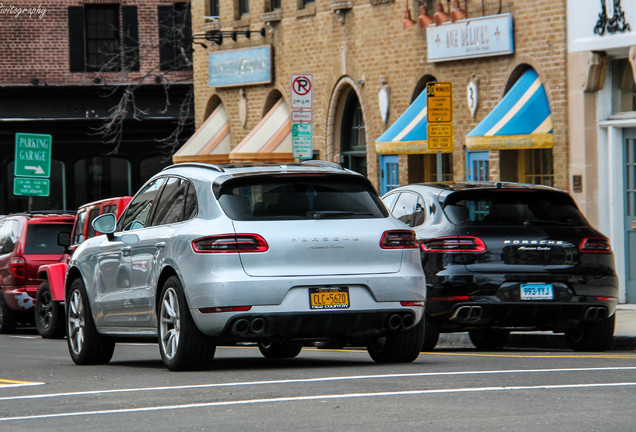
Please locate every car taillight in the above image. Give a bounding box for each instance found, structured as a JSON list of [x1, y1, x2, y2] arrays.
[[421, 236, 486, 253], [199, 306, 252, 314], [380, 230, 418, 249], [10, 257, 26, 279], [579, 237, 612, 254], [192, 234, 268, 253]]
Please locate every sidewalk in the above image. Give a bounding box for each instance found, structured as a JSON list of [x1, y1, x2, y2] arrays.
[[437, 304, 636, 351]]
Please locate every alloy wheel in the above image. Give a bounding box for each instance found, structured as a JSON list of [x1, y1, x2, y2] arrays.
[[67, 290, 85, 356], [160, 287, 181, 360]]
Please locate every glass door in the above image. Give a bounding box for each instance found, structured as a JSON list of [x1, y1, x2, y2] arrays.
[[380, 155, 399, 195], [466, 151, 489, 181], [624, 129, 636, 302]]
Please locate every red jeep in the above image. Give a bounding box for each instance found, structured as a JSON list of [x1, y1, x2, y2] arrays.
[[0, 212, 75, 333], [35, 196, 131, 338]]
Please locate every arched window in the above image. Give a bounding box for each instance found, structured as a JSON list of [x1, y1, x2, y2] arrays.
[[340, 90, 367, 176]]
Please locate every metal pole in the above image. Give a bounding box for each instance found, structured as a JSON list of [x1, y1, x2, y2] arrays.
[[436, 151, 443, 182]]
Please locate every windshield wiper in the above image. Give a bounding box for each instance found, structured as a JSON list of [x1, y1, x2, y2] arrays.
[[523, 219, 578, 226], [312, 211, 373, 219]]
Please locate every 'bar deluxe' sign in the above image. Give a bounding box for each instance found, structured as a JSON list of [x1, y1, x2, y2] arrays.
[[209, 45, 273, 87], [426, 13, 514, 63]]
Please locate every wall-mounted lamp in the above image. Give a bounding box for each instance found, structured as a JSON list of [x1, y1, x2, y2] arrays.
[[450, 0, 467, 22], [194, 27, 266, 46], [418, 3, 434, 28], [434, 0, 450, 26], [402, 0, 416, 29]]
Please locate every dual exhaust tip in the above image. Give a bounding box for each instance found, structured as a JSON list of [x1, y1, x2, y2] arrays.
[[387, 313, 416, 331], [231, 317, 266, 336], [450, 305, 483, 323]]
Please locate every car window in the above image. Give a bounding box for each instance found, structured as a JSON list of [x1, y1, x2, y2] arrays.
[[151, 177, 192, 226], [444, 190, 589, 226], [25, 224, 71, 254], [381, 193, 399, 212], [103, 204, 116, 215], [118, 178, 167, 231], [391, 192, 421, 227], [86, 208, 101, 239], [217, 174, 387, 220], [184, 182, 197, 220], [72, 210, 87, 245], [0, 220, 19, 254]]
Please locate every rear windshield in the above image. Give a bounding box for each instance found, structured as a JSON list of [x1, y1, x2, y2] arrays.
[[443, 190, 589, 227], [217, 175, 388, 220], [25, 224, 71, 254]]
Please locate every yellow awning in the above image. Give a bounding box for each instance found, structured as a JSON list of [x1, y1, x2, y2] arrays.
[[172, 104, 231, 163]]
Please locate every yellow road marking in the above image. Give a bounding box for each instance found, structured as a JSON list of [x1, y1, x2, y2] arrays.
[[0, 379, 44, 388]]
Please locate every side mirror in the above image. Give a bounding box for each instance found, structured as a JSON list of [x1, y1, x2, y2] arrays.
[[92, 213, 117, 240], [58, 231, 71, 247]]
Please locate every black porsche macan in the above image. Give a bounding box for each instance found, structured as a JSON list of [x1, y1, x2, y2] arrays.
[[382, 182, 618, 351]]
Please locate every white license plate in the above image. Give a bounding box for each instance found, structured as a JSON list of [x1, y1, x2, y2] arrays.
[[520, 283, 554, 300]]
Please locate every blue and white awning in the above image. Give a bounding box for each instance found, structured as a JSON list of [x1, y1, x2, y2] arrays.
[[376, 91, 447, 154], [466, 68, 553, 150]]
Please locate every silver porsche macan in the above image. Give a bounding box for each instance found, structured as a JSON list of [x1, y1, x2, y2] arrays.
[[65, 162, 426, 370]]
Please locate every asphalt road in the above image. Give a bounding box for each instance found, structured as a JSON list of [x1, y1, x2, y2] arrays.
[[1, 331, 635, 432]]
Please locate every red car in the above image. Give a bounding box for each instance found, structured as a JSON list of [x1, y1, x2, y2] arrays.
[[0, 211, 75, 333], [35, 196, 131, 338]]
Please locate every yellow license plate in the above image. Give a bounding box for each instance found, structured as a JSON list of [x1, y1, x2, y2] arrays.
[[309, 287, 350, 310]]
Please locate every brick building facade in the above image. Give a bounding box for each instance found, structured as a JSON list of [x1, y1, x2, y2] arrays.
[[0, 0, 193, 213], [186, 0, 568, 193]]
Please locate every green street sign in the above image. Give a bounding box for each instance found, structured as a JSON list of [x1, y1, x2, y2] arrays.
[[292, 123, 313, 159], [14, 133, 52, 178], [13, 178, 50, 197]]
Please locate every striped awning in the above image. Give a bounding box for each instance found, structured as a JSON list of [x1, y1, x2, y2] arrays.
[[466, 69, 553, 150], [172, 104, 231, 163], [229, 98, 294, 162], [375, 91, 448, 154]]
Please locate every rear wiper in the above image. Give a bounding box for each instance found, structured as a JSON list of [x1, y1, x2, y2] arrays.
[[312, 211, 373, 219], [523, 219, 577, 226]]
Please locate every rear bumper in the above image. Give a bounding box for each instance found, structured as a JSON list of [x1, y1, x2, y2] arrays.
[[2, 285, 38, 311], [426, 273, 618, 332], [214, 309, 420, 343]]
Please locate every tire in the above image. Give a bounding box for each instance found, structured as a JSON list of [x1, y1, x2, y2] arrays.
[[258, 342, 303, 359], [66, 278, 115, 365], [0, 291, 16, 334], [366, 318, 425, 363], [421, 316, 440, 351], [35, 281, 65, 339], [566, 315, 615, 352], [158, 276, 216, 371], [468, 329, 510, 350]]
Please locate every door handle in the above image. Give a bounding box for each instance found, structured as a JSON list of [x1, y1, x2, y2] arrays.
[[155, 242, 166, 249], [121, 246, 131, 257]]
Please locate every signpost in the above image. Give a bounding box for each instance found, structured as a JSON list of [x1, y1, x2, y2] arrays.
[[14, 133, 52, 202], [291, 74, 314, 159], [427, 82, 453, 181]]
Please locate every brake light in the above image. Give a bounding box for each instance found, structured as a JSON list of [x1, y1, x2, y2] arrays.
[[579, 237, 612, 254], [380, 230, 418, 249], [400, 301, 425, 307], [10, 257, 26, 279], [421, 236, 486, 253], [192, 234, 268, 253]]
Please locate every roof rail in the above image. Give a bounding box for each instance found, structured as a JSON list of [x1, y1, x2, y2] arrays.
[[300, 160, 345, 170], [7, 210, 77, 217], [162, 162, 225, 173]]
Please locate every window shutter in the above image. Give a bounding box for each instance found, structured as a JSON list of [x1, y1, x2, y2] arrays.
[[122, 6, 140, 71], [68, 6, 85, 72]]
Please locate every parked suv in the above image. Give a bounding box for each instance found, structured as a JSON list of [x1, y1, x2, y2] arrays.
[[382, 182, 618, 351], [0, 212, 75, 333], [35, 197, 131, 338], [66, 162, 426, 370]]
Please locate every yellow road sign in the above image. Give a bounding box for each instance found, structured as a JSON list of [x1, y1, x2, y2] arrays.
[[427, 82, 453, 123], [427, 123, 453, 150]]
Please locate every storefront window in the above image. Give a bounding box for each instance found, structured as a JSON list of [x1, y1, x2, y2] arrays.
[[521, 149, 554, 186], [340, 90, 367, 176], [74, 157, 131, 206]]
